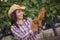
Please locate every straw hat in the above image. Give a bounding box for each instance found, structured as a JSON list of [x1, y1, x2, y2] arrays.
[[8, 4, 26, 18]]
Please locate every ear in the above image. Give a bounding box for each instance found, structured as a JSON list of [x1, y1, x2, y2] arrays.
[[37, 7, 45, 24]]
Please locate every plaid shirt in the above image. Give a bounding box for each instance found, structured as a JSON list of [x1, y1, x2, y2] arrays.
[[11, 18, 37, 40]]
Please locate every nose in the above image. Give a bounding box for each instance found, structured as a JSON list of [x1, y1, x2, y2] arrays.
[[20, 12, 24, 15]]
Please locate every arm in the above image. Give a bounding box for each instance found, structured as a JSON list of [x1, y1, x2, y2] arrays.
[[31, 7, 45, 31], [11, 26, 32, 38]]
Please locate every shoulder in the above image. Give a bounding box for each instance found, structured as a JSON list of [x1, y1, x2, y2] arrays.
[[27, 17, 32, 22], [11, 24, 15, 28], [11, 24, 17, 29]]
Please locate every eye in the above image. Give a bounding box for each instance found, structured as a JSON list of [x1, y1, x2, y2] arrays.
[[17, 10, 21, 13], [16, 9, 23, 13]]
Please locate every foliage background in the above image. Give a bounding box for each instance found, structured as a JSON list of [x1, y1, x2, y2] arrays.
[[0, 0, 60, 33]]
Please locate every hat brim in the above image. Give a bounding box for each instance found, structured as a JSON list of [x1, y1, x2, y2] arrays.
[[20, 6, 26, 9]]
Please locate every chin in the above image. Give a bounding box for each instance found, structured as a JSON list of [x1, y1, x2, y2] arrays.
[[18, 17, 23, 19]]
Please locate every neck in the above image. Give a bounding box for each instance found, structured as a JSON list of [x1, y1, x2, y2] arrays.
[[17, 19, 23, 25]]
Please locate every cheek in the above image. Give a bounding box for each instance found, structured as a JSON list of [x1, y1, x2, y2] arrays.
[[16, 12, 23, 18], [16, 13, 19, 17]]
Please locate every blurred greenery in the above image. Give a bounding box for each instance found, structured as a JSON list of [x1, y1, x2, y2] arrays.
[[0, 0, 60, 35]]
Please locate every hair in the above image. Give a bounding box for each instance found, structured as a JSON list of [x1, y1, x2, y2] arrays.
[[10, 10, 26, 28]]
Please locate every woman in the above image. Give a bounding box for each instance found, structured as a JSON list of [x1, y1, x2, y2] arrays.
[[8, 4, 45, 40]]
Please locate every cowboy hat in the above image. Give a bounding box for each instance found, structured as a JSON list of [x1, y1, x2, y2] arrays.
[[8, 4, 26, 18]]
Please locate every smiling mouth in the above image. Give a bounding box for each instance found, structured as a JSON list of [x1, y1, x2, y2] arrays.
[[18, 15, 23, 17]]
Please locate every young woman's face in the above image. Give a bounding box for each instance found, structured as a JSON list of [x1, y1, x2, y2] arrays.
[[16, 9, 24, 20]]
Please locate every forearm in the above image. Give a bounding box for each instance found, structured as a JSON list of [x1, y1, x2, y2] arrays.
[[11, 26, 32, 38]]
